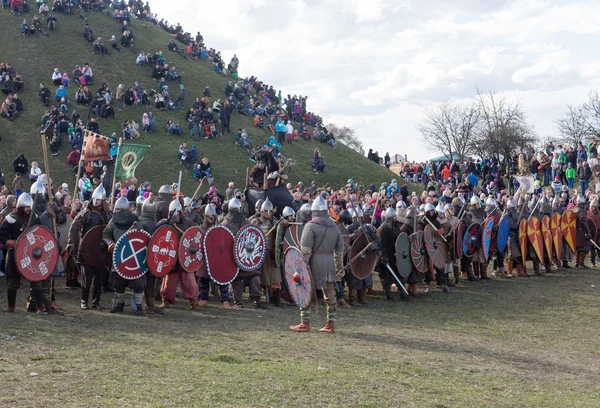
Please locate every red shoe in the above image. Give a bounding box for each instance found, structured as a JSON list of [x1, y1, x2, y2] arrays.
[[290, 321, 310, 332], [319, 321, 335, 333]]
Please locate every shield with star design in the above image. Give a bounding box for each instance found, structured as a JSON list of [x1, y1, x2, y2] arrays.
[[527, 217, 544, 261], [113, 229, 151, 280]]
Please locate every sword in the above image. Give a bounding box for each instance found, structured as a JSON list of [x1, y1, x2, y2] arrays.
[[527, 197, 540, 221], [384, 263, 409, 296], [589, 238, 600, 251]]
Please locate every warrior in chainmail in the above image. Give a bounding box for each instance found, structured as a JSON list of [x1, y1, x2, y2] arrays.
[[252, 198, 282, 307], [398, 205, 424, 296], [103, 196, 146, 315], [67, 184, 111, 310], [155, 184, 173, 221], [158, 199, 203, 311], [469, 195, 488, 279], [136, 194, 163, 315], [484, 197, 509, 278], [290, 196, 344, 333], [296, 203, 312, 224], [334, 209, 351, 308], [587, 196, 600, 267], [572, 195, 592, 268], [377, 206, 411, 301]]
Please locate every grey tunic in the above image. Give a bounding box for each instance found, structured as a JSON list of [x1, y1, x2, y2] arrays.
[[300, 215, 344, 289]]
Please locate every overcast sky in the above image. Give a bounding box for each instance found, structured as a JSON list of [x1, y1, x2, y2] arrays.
[[149, 0, 600, 162]]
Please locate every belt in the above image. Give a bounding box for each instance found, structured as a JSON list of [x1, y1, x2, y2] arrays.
[[313, 251, 334, 255]]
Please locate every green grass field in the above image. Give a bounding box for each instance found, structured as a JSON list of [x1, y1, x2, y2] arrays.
[[1, 266, 599, 408], [0, 9, 397, 194]]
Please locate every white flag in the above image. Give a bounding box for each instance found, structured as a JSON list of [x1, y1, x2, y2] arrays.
[[514, 176, 535, 193]]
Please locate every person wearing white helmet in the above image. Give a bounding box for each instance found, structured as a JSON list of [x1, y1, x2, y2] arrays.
[[135, 193, 163, 315], [67, 184, 111, 310], [290, 195, 345, 333], [573, 195, 592, 268], [135, 195, 146, 216], [250, 197, 279, 308], [158, 198, 203, 311], [0, 193, 45, 313], [155, 184, 174, 221], [102, 196, 147, 315]]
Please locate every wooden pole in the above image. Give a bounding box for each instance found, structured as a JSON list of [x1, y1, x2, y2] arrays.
[[186, 177, 206, 212], [110, 137, 123, 209], [71, 132, 87, 209]]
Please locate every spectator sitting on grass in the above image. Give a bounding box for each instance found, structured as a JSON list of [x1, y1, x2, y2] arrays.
[[93, 37, 110, 55], [166, 119, 182, 135], [193, 157, 212, 179], [38, 83, 51, 106]]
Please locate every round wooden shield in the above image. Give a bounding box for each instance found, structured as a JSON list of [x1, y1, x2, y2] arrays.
[[15, 225, 59, 282], [409, 231, 427, 273], [527, 217, 544, 261], [81, 225, 112, 268], [551, 212, 562, 258], [463, 222, 482, 257], [234, 224, 266, 271], [178, 226, 205, 273], [275, 222, 285, 267], [395, 232, 412, 278], [343, 234, 350, 257], [519, 219, 528, 264], [349, 232, 378, 279], [113, 229, 151, 280], [204, 225, 239, 284], [283, 247, 312, 308], [455, 221, 465, 259], [497, 213, 510, 253], [283, 223, 304, 252], [561, 211, 576, 253], [541, 215, 553, 260], [481, 216, 494, 262], [148, 224, 179, 277], [424, 224, 446, 269]]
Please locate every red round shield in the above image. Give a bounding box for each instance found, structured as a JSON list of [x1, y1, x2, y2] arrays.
[[410, 231, 428, 273], [113, 229, 151, 280], [15, 225, 59, 282], [283, 247, 312, 308], [424, 224, 446, 269], [178, 226, 205, 273], [148, 224, 179, 277], [204, 225, 239, 284], [234, 224, 266, 271], [455, 221, 465, 259], [80, 225, 112, 268]]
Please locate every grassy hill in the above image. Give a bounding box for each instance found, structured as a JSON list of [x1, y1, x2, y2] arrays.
[[0, 9, 398, 195]]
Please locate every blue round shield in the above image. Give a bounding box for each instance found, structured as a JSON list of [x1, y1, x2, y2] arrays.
[[113, 229, 151, 280], [497, 213, 510, 253], [481, 217, 494, 262]]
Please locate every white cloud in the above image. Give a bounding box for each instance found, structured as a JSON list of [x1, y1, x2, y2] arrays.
[[149, 0, 600, 161]]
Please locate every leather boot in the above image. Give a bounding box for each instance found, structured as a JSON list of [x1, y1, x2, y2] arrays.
[[453, 265, 460, 284], [366, 288, 377, 296], [562, 260, 571, 269], [473, 262, 480, 278], [507, 260, 513, 276], [384, 286, 393, 301], [189, 299, 203, 311], [110, 303, 125, 313], [497, 267, 510, 278], [581, 253, 590, 269], [408, 283, 419, 297], [51, 301, 62, 311], [338, 298, 351, 308], [198, 299, 209, 307], [466, 263, 478, 281], [290, 321, 310, 332], [44, 300, 60, 315], [479, 263, 489, 280], [517, 264, 529, 277], [319, 321, 335, 333], [575, 252, 582, 268], [222, 301, 231, 309], [349, 288, 359, 306], [254, 296, 271, 310], [159, 299, 170, 309], [358, 289, 368, 305], [272, 289, 282, 307], [591, 256, 596, 267]]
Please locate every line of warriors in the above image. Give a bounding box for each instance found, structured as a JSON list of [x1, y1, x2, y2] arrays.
[[2, 178, 596, 331]]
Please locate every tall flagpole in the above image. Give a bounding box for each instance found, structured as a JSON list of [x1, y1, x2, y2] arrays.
[[71, 130, 87, 213], [110, 137, 123, 209]]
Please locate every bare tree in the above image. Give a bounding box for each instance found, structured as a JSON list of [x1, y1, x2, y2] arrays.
[[417, 100, 479, 162], [325, 124, 364, 154], [473, 87, 537, 163], [555, 104, 594, 147]]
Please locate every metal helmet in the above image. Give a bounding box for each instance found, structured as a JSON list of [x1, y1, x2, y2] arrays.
[[30, 181, 45, 195], [205, 203, 217, 217], [419, 204, 426, 214], [158, 184, 173, 194], [424, 203, 435, 213], [528, 197, 537, 209], [136, 196, 145, 206], [255, 199, 265, 212], [114, 196, 130, 211], [92, 185, 107, 206], [261, 197, 274, 212], [470, 195, 480, 205], [183, 197, 192, 207], [142, 197, 155, 213], [338, 209, 352, 225], [396, 200, 406, 210], [485, 197, 496, 212], [435, 203, 445, 214], [506, 199, 516, 209], [191, 201, 200, 210], [355, 204, 364, 217], [16, 193, 34, 208], [282, 206, 295, 218], [300, 203, 312, 214], [382, 207, 395, 221], [229, 198, 242, 211], [169, 199, 182, 213], [576, 195, 586, 205], [38, 174, 51, 187], [311, 196, 327, 211], [444, 204, 454, 215], [348, 208, 356, 218]]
